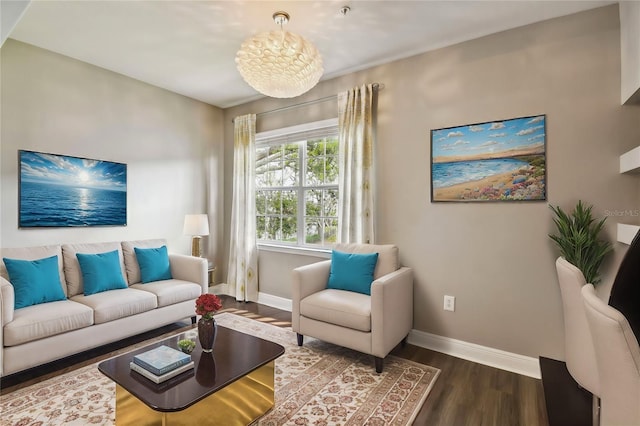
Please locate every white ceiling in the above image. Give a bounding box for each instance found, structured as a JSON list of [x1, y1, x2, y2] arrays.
[[7, 1, 614, 109]]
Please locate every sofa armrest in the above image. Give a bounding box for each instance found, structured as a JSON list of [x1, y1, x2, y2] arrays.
[[169, 254, 208, 295], [291, 260, 331, 332], [0, 276, 14, 377], [370, 266, 413, 358], [0, 277, 14, 327]]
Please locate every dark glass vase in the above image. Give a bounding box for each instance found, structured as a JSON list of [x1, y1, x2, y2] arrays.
[[198, 317, 217, 353]]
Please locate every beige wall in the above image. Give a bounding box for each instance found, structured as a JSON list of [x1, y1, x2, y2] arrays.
[[223, 5, 640, 360], [1, 40, 225, 264], [257, 250, 328, 299]]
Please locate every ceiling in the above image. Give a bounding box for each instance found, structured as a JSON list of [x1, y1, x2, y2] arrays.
[[7, 1, 614, 109]]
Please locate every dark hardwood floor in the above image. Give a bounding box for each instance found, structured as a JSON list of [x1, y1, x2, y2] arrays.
[[395, 340, 548, 425], [1, 296, 550, 425]]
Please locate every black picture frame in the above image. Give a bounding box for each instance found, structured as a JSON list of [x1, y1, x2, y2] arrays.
[[430, 114, 546, 202], [19, 150, 127, 227]]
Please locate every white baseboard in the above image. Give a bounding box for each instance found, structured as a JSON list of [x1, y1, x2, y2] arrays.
[[219, 291, 541, 378], [408, 329, 541, 379], [257, 292, 293, 312]]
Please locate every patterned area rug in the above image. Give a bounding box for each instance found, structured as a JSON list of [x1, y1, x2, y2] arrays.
[[0, 313, 439, 425]]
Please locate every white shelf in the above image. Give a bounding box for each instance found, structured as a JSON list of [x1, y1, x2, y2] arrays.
[[617, 223, 640, 245], [620, 146, 640, 173]]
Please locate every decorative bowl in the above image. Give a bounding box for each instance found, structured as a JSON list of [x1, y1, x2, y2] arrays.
[[177, 339, 196, 354]]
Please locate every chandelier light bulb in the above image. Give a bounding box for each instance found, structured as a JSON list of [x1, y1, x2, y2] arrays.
[[235, 11, 324, 98]]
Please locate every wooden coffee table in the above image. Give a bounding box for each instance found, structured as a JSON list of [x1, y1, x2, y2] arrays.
[[98, 324, 285, 425]]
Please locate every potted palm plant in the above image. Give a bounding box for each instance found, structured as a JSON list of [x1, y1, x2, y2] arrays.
[[549, 200, 612, 284]]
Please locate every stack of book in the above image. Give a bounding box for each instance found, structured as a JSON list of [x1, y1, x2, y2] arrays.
[[130, 345, 194, 384]]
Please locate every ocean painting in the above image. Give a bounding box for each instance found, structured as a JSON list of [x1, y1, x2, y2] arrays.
[[430, 115, 546, 202], [19, 151, 127, 227]]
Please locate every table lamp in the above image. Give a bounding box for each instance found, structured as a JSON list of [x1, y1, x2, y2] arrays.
[[183, 214, 209, 257]]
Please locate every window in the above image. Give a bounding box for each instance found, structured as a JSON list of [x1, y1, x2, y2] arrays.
[[256, 119, 339, 248]]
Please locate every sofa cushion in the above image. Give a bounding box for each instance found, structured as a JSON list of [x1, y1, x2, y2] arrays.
[[327, 250, 379, 295], [134, 246, 172, 283], [71, 288, 157, 324], [300, 289, 371, 332], [3, 255, 67, 308], [121, 239, 168, 285], [334, 243, 398, 280], [63, 242, 127, 297], [3, 299, 93, 346], [131, 280, 201, 308], [77, 250, 128, 295], [1, 245, 67, 296]]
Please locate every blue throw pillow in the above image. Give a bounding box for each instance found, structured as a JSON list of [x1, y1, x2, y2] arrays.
[[3, 255, 66, 309], [76, 250, 128, 296], [327, 250, 379, 295], [134, 245, 172, 283]]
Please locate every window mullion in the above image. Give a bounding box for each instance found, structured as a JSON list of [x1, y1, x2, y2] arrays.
[[297, 142, 305, 245], [321, 140, 327, 245]]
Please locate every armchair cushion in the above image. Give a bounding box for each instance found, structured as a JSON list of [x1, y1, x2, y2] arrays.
[[327, 250, 379, 295], [300, 289, 371, 332], [334, 243, 398, 279]]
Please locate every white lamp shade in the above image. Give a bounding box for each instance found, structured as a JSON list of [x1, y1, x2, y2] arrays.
[[183, 214, 209, 236]]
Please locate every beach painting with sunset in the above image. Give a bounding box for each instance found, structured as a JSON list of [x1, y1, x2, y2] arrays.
[[430, 115, 546, 202], [19, 150, 127, 227]]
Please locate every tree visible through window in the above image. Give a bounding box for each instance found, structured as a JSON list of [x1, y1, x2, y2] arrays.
[[256, 123, 338, 248]]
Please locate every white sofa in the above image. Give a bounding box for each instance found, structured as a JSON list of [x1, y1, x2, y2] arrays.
[[0, 239, 207, 377]]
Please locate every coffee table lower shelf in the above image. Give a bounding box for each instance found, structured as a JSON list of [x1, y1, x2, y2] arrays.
[[116, 360, 275, 425]]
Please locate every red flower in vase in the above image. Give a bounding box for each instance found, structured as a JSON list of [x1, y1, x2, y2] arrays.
[[195, 294, 222, 320]]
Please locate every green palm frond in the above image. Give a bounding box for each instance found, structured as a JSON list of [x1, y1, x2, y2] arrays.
[[548, 200, 612, 285]]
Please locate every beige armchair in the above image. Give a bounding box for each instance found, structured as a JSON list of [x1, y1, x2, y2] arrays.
[[292, 243, 413, 373], [582, 284, 640, 426]]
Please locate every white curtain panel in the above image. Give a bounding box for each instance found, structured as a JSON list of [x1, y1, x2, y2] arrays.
[[337, 84, 378, 244], [227, 114, 258, 302]]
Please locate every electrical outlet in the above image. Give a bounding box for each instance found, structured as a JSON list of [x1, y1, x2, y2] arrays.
[[444, 295, 455, 312]]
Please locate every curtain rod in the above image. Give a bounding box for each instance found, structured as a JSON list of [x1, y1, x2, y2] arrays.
[[232, 83, 383, 123]]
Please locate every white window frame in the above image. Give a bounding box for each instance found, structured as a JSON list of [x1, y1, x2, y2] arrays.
[[255, 118, 339, 254]]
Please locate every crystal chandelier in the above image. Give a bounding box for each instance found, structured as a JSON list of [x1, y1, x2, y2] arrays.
[[236, 11, 324, 98]]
